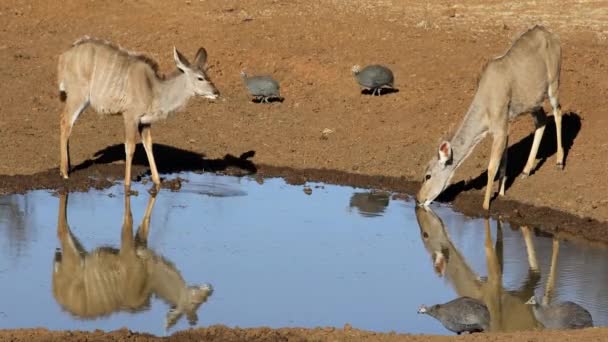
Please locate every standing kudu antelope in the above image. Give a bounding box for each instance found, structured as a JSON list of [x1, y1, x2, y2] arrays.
[[416, 25, 563, 210], [53, 192, 213, 330], [57, 37, 219, 189]]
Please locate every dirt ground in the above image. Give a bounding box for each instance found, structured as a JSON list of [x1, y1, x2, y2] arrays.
[[1, 0, 608, 340]]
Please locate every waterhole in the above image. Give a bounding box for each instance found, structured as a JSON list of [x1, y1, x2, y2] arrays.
[[0, 173, 606, 336]]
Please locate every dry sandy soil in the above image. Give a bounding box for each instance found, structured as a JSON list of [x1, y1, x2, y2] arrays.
[[1, 0, 608, 340]]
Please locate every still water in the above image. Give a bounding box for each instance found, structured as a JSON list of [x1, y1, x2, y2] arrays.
[[0, 173, 606, 336]]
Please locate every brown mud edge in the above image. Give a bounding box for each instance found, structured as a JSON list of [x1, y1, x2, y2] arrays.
[[0, 162, 605, 245]]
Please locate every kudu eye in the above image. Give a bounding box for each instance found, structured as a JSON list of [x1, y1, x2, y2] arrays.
[[425, 174, 432, 181], [197, 76, 204, 81]]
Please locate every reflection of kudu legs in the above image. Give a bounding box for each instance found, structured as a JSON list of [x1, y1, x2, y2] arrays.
[[135, 192, 158, 246], [56, 193, 86, 269], [484, 219, 503, 332], [521, 226, 539, 272], [543, 237, 560, 306]]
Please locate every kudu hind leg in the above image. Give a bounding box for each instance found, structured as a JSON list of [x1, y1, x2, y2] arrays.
[[521, 108, 547, 178], [59, 97, 89, 178], [498, 136, 508, 196], [483, 133, 508, 210]]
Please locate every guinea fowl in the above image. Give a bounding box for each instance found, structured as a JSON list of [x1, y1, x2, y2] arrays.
[[351, 64, 394, 96], [418, 297, 490, 334], [240, 70, 281, 103]]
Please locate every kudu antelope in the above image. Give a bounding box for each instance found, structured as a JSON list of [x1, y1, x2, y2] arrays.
[[415, 206, 545, 332], [416, 25, 563, 210], [53, 192, 213, 330], [57, 37, 219, 188]]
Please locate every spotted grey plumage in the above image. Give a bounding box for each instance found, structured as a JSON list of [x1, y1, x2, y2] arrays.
[[418, 297, 490, 335], [240, 70, 281, 103], [351, 64, 394, 96]]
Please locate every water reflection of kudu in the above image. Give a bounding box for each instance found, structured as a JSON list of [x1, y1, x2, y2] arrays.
[[53, 192, 213, 330], [414, 206, 556, 332], [349, 191, 390, 217]]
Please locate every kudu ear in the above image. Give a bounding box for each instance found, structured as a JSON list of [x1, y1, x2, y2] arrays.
[[193, 47, 208, 69], [438, 141, 453, 167], [173, 47, 191, 72]]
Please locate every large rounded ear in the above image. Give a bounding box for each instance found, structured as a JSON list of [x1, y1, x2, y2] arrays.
[[173, 47, 191, 72], [438, 141, 453, 166], [193, 47, 208, 69]]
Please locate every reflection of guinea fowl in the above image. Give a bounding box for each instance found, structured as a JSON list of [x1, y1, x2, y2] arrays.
[[414, 206, 542, 332], [348, 191, 390, 217], [52, 192, 213, 330], [525, 238, 594, 329]]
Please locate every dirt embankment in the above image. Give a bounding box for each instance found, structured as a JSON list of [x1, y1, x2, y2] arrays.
[[1, 0, 608, 341], [3, 326, 608, 342]]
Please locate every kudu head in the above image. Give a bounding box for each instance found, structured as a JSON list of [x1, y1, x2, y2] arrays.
[[173, 47, 219, 100], [416, 141, 456, 207], [165, 284, 214, 330], [414, 205, 451, 277]]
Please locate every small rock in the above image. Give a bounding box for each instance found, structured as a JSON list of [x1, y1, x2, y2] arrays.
[[303, 186, 312, 195], [416, 20, 429, 29], [321, 128, 334, 140]]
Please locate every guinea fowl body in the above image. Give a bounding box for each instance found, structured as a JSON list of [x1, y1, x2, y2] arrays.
[[352, 64, 394, 95], [418, 297, 490, 335], [241, 71, 281, 102]]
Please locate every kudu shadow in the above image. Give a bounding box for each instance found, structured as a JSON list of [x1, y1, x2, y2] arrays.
[[414, 206, 542, 332], [361, 88, 399, 96], [72, 143, 257, 177], [52, 191, 213, 331], [438, 112, 581, 202]]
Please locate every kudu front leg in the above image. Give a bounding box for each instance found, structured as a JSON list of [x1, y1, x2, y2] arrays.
[[140, 125, 161, 187], [483, 134, 508, 210]]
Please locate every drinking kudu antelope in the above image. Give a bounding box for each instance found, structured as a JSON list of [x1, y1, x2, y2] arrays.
[[416, 25, 563, 210], [57, 37, 219, 189], [415, 206, 547, 332], [53, 192, 213, 330]]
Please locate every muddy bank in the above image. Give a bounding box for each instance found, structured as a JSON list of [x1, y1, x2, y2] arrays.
[[1, 326, 606, 342]]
